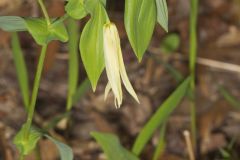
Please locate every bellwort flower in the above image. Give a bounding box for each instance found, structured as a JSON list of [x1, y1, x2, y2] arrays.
[[103, 22, 139, 108]]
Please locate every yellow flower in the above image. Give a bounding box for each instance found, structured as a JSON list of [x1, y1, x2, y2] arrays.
[[103, 22, 139, 108]]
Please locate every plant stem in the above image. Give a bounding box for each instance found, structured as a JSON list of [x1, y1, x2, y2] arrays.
[[19, 154, 24, 160], [189, 0, 198, 148], [35, 143, 42, 160], [66, 18, 79, 111], [24, 45, 48, 139], [37, 0, 51, 25]]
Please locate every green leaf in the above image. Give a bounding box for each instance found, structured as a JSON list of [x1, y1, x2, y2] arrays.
[[25, 18, 68, 45], [100, 0, 106, 6], [156, 0, 168, 32], [11, 33, 30, 110], [14, 124, 42, 155], [45, 135, 73, 160], [91, 132, 139, 160], [132, 77, 191, 155], [72, 79, 91, 105], [0, 16, 27, 31], [124, 0, 156, 61], [65, 0, 87, 19], [80, 2, 107, 91], [84, 0, 107, 13], [160, 33, 180, 54]]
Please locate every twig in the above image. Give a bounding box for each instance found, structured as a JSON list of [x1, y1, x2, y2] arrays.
[[183, 130, 195, 160], [148, 47, 240, 74], [197, 57, 240, 73]]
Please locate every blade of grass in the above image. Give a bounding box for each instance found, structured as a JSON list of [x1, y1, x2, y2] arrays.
[[162, 62, 184, 82], [11, 32, 30, 110], [149, 54, 184, 82], [132, 77, 191, 156], [219, 86, 240, 109], [189, 0, 198, 147], [152, 123, 166, 160], [66, 18, 79, 111]]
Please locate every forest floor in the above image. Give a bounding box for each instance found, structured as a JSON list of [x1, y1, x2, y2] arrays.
[[1, 0, 240, 159]]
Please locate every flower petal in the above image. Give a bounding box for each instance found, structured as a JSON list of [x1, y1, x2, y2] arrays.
[[104, 82, 111, 100], [103, 23, 123, 106], [117, 44, 139, 103]]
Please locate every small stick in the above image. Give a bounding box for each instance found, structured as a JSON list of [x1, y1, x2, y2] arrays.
[[197, 57, 240, 73], [148, 47, 240, 74], [183, 130, 195, 160]]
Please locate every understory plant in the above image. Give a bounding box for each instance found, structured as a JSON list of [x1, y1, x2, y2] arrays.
[[0, 0, 198, 159]]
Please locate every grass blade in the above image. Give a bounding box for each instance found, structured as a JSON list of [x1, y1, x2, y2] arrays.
[[219, 86, 240, 109], [11, 32, 30, 109], [152, 123, 166, 160], [189, 0, 198, 147], [132, 77, 191, 156]]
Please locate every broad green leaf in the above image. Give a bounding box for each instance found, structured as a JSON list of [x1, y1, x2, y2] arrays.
[[67, 18, 79, 110], [65, 0, 87, 19], [80, 2, 107, 91], [84, 0, 107, 13], [14, 124, 42, 155], [25, 18, 68, 45], [91, 132, 139, 160], [160, 33, 180, 54], [0, 16, 27, 31], [11, 33, 30, 110], [45, 135, 73, 160], [124, 0, 156, 61], [156, 0, 168, 32], [132, 77, 191, 155], [100, 0, 106, 6], [72, 79, 91, 105]]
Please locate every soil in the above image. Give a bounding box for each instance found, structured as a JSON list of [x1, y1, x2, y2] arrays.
[[0, 0, 240, 160]]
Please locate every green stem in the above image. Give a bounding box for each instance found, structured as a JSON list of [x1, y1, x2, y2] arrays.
[[24, 45, 48, 139], [189, 0, 198, 148], [19, 154, 24, 160], [35, 143, 42, 160], [66, 18, 79, 111], [37, 0, 51, 25]]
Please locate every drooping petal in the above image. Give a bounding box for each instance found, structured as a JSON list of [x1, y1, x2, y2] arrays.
[[104, 82, 111, 100], [103, 23, 122, 106], [117, 38, 139, 103]]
